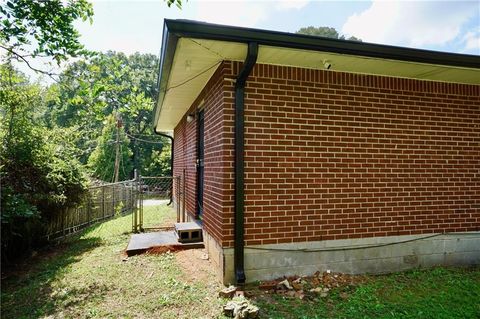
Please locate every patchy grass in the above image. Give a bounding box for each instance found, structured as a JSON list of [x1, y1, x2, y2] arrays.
[[252, 267, 480, 319], [2, 207, 479, 318], [1, 205, 224, 319]]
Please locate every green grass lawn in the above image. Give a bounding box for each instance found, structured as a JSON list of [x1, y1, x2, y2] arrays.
[[2, 206, 479, 318], [252, 267, 480, 319], [1, 206, 224, 319]]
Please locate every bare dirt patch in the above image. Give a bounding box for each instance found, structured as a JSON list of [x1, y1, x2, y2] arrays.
[[249, 271, 369, 301], [145, 245, 182, 255], [175, 248, 219, 284]]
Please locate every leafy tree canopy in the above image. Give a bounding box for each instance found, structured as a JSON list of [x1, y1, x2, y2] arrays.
[[0, 64, 88, 210], [296, 26, 361, 42], [49, 51, 170, 178], [0, 0, 94, 74], [1, 64, 88, 260], [87, 114, 132, 182]]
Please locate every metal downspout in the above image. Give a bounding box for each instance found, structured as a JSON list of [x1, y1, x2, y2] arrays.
[[154, 130, 174, 205], [234, 42, 258, 285]]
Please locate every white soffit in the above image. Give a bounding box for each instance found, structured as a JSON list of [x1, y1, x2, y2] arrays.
[[156, 38, 247, 130], [258, 45, 480, 84], [156, 39, 479, 131]]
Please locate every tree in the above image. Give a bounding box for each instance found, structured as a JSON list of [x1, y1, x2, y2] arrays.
[[143, 143, 171, 177], [87, 114, 132, 182], [0, 64, 88, 261], [0, 0, 185, 76], [296, 26, 361, 41], [0, 0, 94, 75], [49, 52, 171, 178]]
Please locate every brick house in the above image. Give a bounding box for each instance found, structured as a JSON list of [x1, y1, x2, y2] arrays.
[[153, 20, 480, 284]]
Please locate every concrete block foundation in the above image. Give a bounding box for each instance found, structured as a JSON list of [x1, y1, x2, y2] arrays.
[[216, 232, 480, 284], [203, 230, 227, 283]]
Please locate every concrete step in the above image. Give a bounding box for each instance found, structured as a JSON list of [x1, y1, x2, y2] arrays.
[[175, 222, 203, 243], [125, 231, 204, 256]]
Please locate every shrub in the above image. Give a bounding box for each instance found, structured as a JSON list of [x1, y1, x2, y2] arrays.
[[0, 64, 88, 262]]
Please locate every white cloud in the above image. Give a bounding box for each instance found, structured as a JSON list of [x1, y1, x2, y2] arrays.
[[342, 1, 478, 47], [194, 0, 310, 28], [195, 1, 269, 28], [462, 30, 480, 53], [275, 0, 310, 10]]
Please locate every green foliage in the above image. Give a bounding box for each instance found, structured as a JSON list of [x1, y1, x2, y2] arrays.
[[144, 144, 172, 176], [164, 0, 185, 9], [297, 26, 362, 42], [0, 187, 38, 221], [0, 1, 173, 264], [0, 64, 88, 261], [0, 0, 94, 72], [50, 52, 171, 178], [87, 114, 133, 182]]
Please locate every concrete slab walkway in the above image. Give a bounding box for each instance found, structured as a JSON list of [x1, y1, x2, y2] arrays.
[[126, 231, 204, 256]]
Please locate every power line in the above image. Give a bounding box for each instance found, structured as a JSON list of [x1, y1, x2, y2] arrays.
[[120, 143, 128, 180], [166, 61, 222, 92], [125, 132, 164, 144], [162, 39, 225, 93], [189, 39, 225, 59], [127, 132, 169, 137]]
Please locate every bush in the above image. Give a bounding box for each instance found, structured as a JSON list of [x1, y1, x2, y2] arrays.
[[0, 64, 88, 262]]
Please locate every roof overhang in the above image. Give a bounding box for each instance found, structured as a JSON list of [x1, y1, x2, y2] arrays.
[[154, 19, 480, 132]]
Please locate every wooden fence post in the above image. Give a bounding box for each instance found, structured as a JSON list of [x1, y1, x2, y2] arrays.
[[132, 169, 138, 232], [87, 192, 91, 226], [112, 184, 115, 217], [102, 186, 105, 219], [62, 207, 66, 238]]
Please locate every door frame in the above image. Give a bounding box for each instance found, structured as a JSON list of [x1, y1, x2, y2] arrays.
[[196, 109, 205, 219]]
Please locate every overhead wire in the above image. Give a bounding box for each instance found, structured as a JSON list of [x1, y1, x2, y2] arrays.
[[188, 39, 225, 59], [125, 132, 164, 144], [86, 39, 227, 181], [120, 143, 128, 180], [165, 61, 222, 92]]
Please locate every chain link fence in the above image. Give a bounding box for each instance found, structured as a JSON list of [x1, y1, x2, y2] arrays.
[[132, 175, 183, 232], [45, 179, 138, 240], [44, 173, 185, 240]]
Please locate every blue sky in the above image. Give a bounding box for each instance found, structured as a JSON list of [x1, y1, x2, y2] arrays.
[[76, 0, 480, 56]]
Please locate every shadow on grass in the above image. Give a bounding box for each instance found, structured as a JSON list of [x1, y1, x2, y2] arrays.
[[0, 209, 176, 318], [1, 236, 104, 319]]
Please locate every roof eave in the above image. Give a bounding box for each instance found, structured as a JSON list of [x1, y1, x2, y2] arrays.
[[154, 19, 480, 131], [153, 21, 179, 132], [164, 19, 480, 68]]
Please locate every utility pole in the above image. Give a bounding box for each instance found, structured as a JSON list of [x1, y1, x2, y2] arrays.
[[113, 111, 122, 183]]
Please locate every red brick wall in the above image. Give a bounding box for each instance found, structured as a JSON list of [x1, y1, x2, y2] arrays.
[[173, 104, 197, 217], [175, 61, 480, 249], [173, 63, 234, 245], [221, 61, 480, 247]]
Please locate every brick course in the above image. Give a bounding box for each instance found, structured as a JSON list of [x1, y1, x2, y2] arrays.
[[174, 61, 480, 249]]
